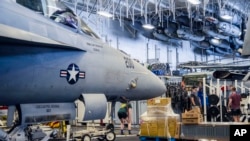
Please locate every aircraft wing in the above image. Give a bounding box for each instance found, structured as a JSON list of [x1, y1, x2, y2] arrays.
[[242, 15, 250, 56], [0, 23, 90, 51], [178, 64, 250, 70]]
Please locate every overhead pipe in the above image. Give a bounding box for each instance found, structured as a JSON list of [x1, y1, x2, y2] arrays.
[[144, 0, 150, 25], [132, 0, 136, 25]]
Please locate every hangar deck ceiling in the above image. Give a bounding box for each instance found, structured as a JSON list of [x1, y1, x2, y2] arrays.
[[63, 0, 250, 58]]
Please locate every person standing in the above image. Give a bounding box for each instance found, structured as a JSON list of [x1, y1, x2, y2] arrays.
[[117, 97, 132, 135], [190, 86, 201, 108], [228, 87, 241, 122]]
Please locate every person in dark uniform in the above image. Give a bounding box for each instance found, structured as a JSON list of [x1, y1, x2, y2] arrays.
[[117, 97, 132, 135], [190, 86, 201, 108], [228, 86, 241, 122]]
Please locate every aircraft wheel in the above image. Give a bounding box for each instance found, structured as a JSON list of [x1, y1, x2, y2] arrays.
[[105, 131, 116, 141], [106, 123, 114, 131], [81, 134, 91, 141]]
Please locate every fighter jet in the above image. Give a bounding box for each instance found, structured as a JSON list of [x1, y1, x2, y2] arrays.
[[0, 0, 166, 139], [178, 60, 250, 81]]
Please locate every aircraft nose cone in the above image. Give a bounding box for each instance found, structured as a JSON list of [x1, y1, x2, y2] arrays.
[[155, 77, 167, 96], [148, 75, 166, 98]]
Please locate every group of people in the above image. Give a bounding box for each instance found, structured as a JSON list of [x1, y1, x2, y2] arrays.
[[186, 84, 242, 122], [116, 84, 242, 135]]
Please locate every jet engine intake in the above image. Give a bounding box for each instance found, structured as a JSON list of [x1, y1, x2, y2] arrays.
[[80, 94, 107, 121]]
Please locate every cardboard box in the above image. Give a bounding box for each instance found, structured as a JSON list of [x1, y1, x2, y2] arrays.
[[168, 120, 177, 137], [147, 98, 171, 106], [182, 113, 203, 119], [188, 107, 201, 114], [174, 122, 181, 139], [140, 122, 158, 136], [182, 116, 203, 124], [147, 106, 169, 117], [158, 127, 168, 137]]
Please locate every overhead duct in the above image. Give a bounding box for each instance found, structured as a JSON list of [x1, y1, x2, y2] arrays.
[[205, 16, 219, 24], [163, 21, 178, 37], [153, 27, 170, 41], [127, 21, 155, 39], [222, 0, 250, 17], [217, 22, 241, 37], [153, 28, 182, 46], [209, 38, 231, 49], [218, 9, 242, 25], [191, 41, 211, 49], [232, 37, 244, 46], [205, 48, 221, 56], [176, 16, 190, 27], [215, 47, 232, 55], [177, 29, 205, 42], [202, 3, 218, 14], [203, 28, 229, 40]]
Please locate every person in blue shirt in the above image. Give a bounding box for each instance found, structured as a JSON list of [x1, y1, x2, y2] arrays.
[[197, 86, 209, 114]]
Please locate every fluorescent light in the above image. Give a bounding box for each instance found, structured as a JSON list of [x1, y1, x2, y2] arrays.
[[187, 0, 201, 5], [211, 38, 220, 44], [220, 9, 233, 20], [97, 11, 113, 18], [220, 14, 232, 20], [142, 24, 155, 29]]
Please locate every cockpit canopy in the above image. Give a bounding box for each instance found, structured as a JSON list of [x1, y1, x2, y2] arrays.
[[16, 0, 99, 39]]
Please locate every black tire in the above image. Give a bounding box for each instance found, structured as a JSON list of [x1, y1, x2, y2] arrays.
[[81, 134, 91, 141], [106, 123, 114, 131], [105, 131, 116, 141]]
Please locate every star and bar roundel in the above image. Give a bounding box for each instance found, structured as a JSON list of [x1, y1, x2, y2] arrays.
[[60, 63, 85, 84]]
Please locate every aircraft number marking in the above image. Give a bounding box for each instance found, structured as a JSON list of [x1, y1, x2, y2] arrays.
[[124, 57, 134, 69]]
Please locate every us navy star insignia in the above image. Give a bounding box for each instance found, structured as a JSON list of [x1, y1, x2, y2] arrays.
[[60, 63, 85, 84]]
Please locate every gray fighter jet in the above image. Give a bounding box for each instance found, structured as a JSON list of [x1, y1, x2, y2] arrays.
[[0, 0, 166, 139]]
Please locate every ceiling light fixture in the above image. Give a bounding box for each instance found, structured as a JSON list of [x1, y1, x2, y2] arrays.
[[142, 24, 155, 29], [187, 0, 201, 5], [97, 11, 113, 18], [220, 9, 232, 20], [220, 14, 232, 20], [211, 38, 220, 44]]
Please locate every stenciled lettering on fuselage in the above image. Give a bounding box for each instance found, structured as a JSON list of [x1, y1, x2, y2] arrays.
[[60, 63, 85, 84], [124, 57, 134, 69]]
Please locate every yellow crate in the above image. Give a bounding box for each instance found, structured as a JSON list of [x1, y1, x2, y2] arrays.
[[182, 113, 203, 119], [147, 98, 171, 106], [188, 107, 201, 114], [182, 116, 203, 124], [140, 122, 158, 136], [174, 122, 181, 139]]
